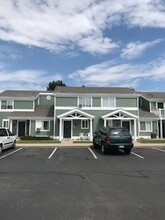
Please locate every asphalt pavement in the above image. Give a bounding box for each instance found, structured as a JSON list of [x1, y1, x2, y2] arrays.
[[0, 146, 165, 220]]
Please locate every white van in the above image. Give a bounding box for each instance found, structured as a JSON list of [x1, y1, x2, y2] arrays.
[[0, 128, 16, 154]]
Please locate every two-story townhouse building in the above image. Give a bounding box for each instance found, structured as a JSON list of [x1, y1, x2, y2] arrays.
[[139, 92, 165, 138], [54, 86, 139, 141], [0, 90, 54, 138], [0, 86, 163, 140]]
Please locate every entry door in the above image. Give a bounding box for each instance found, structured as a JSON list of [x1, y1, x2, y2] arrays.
[[63, 121, 71, 138], [18, 121, 26, 137], [122, 121, 130, 131]]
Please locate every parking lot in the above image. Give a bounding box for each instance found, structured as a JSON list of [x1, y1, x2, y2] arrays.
[[0, 146, 165, 220]]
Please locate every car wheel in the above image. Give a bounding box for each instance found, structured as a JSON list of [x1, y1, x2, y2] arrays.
[[12, 141, 16, 149], [0, 144, 2, 155], [101, 144, 107, 154], [124, 148, 131, 155]]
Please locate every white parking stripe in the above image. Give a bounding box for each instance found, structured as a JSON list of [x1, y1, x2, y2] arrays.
[[88, 147, 98, 159], [0, 148, 23, 160], [48, 147, 57, 159], [131, 151, 144, 159], [152, 147, 165, 153]]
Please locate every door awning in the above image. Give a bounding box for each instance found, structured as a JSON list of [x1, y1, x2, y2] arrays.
[[57, 108, 94, 119], [101, 108, 138, 119]]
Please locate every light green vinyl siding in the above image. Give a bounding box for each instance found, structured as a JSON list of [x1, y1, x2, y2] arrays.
[[56, 97, 77, 107], [38, 95, 54, 105], [14, 100, 33, 109], [93, 97, 101, 107], [0, 112, 11, 127], [116, 98, 137, 107]]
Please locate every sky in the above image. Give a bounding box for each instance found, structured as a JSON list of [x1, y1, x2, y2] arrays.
[[0, 0, 165, 92]]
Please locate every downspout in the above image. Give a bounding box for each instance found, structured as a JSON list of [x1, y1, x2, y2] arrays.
[[53, 94, 56, 139]]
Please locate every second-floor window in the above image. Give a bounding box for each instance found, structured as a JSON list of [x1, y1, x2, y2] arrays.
[[102, 97, 115, 107], [78, 97, 92, 107], [1, 100, 13, 109]]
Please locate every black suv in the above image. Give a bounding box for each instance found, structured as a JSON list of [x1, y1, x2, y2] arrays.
[[93, 127, 133, 154]]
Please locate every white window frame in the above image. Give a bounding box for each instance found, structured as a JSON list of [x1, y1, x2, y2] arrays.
[[1, 100, 14, 109], [101, 97, 115, 107], [140, 121, 152, 131], [81, 120, 89, 129], [78, 97, 92, 107], [2, 119, 9, 128], [35, 120, 50, 131]]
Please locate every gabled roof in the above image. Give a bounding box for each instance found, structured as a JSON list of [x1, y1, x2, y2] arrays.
[[8, 105, 54, 119], [138, 92, 165, 100], [0, 90, 52, 98], [55, 86, 135, 94], [57, 108, 94, 119]]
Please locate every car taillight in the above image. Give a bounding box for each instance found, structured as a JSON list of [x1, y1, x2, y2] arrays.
[[131, 137, 134, 143], [105, 137, 111, 144]]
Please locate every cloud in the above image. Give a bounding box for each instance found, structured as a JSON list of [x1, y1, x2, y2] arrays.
[[68, 55, 165, 87], [121, 39, 163, 60], [78, 36, 119, 54], [0, 67, 63, 91], [0, 0, 164, 54]]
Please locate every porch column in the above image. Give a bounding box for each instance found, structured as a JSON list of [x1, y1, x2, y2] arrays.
[[134, 119, 137, 141], [160, 119, 163, 139], [59, 119, 62, 141], [104, 119, 106, 127], [90, 118, 93, 141], [10, 119, 12, 131]]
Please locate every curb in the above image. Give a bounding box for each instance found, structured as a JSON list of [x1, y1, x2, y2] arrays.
[[16, 143, 165, 149]]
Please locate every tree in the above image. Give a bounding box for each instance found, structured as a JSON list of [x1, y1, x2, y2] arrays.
[[47, 80, 67, 91]]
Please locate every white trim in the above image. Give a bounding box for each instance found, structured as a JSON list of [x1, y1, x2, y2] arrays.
[[55, 106, 138, 111], [101, 108, 138, 119], [57, 108, 94, 119]]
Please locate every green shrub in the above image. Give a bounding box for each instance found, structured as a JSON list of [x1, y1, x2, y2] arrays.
[[20, 136, 52, 141]]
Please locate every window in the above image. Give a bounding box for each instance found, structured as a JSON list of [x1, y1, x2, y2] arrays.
[[0, 128, 7, 136], [140, 121, 152, 131], [36, 120, 50, 131], [79, 97, 91, 107], [102, 97, 115, 107], [81, 120, 89, 129], [2, 119, 9, 128], [158, 102, 164, 109], [1, 100, 13, 109]]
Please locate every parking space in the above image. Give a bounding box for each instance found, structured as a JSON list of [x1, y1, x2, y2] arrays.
[[0, 146, 165, 220]]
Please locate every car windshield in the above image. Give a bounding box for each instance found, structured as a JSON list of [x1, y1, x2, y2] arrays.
[[108, 128, 130, 135], [0, 129, 7, 136]]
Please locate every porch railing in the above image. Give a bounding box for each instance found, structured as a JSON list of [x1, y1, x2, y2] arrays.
[[153, 109, 165, 118]]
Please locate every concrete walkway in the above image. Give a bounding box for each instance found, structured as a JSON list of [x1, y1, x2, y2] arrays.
[[16, 140, 165, 148]]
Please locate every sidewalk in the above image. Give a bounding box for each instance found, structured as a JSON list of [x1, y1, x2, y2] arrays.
[[16, 141, 165, 148]]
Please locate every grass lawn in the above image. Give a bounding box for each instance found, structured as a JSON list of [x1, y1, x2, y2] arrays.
[[17, 140, 61, 144], [138, 138, 165, 143]]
